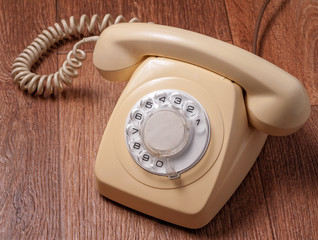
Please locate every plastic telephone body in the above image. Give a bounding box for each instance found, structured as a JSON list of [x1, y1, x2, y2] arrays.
[[93, 24, 311, 228], [95, 57, 267, 228]]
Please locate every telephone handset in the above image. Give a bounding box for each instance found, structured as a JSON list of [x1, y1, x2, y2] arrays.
[[12, 16, 311, 229], [93, 23, 310, 228], [93, 23, 310, 136]]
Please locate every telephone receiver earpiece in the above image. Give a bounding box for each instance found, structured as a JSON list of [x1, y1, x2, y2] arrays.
[[93, 23, 311, 136]]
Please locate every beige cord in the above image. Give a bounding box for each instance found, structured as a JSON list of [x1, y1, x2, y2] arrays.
[[11, 14, 140, 97], [12, 3, 270, 96]]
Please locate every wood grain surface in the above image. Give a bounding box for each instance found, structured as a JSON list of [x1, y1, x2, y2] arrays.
[[0, 0, 317, 239]]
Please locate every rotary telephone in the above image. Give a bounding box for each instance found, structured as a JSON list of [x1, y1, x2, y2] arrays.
[[12, 15, 311, 229]]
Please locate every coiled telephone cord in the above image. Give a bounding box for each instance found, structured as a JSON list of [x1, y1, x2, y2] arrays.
[[11, 14, 140, 97], [12, 1, 270, 97]]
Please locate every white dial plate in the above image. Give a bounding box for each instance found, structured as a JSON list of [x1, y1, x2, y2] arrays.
[[125, 89, 210, 179]]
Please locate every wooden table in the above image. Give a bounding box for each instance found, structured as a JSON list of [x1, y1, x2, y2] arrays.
[[1, 0, 317, 239]]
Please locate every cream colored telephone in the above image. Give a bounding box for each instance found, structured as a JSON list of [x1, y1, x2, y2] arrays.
[[93, 23, 310, 228], [12, 15, 311, 229]]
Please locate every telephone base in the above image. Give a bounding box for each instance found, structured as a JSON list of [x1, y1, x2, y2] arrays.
[[96, 129, 266, 228], [95, 58, 268, 228]]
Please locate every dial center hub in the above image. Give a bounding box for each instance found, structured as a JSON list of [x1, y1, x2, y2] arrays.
[[142, 109, 189, 157]]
